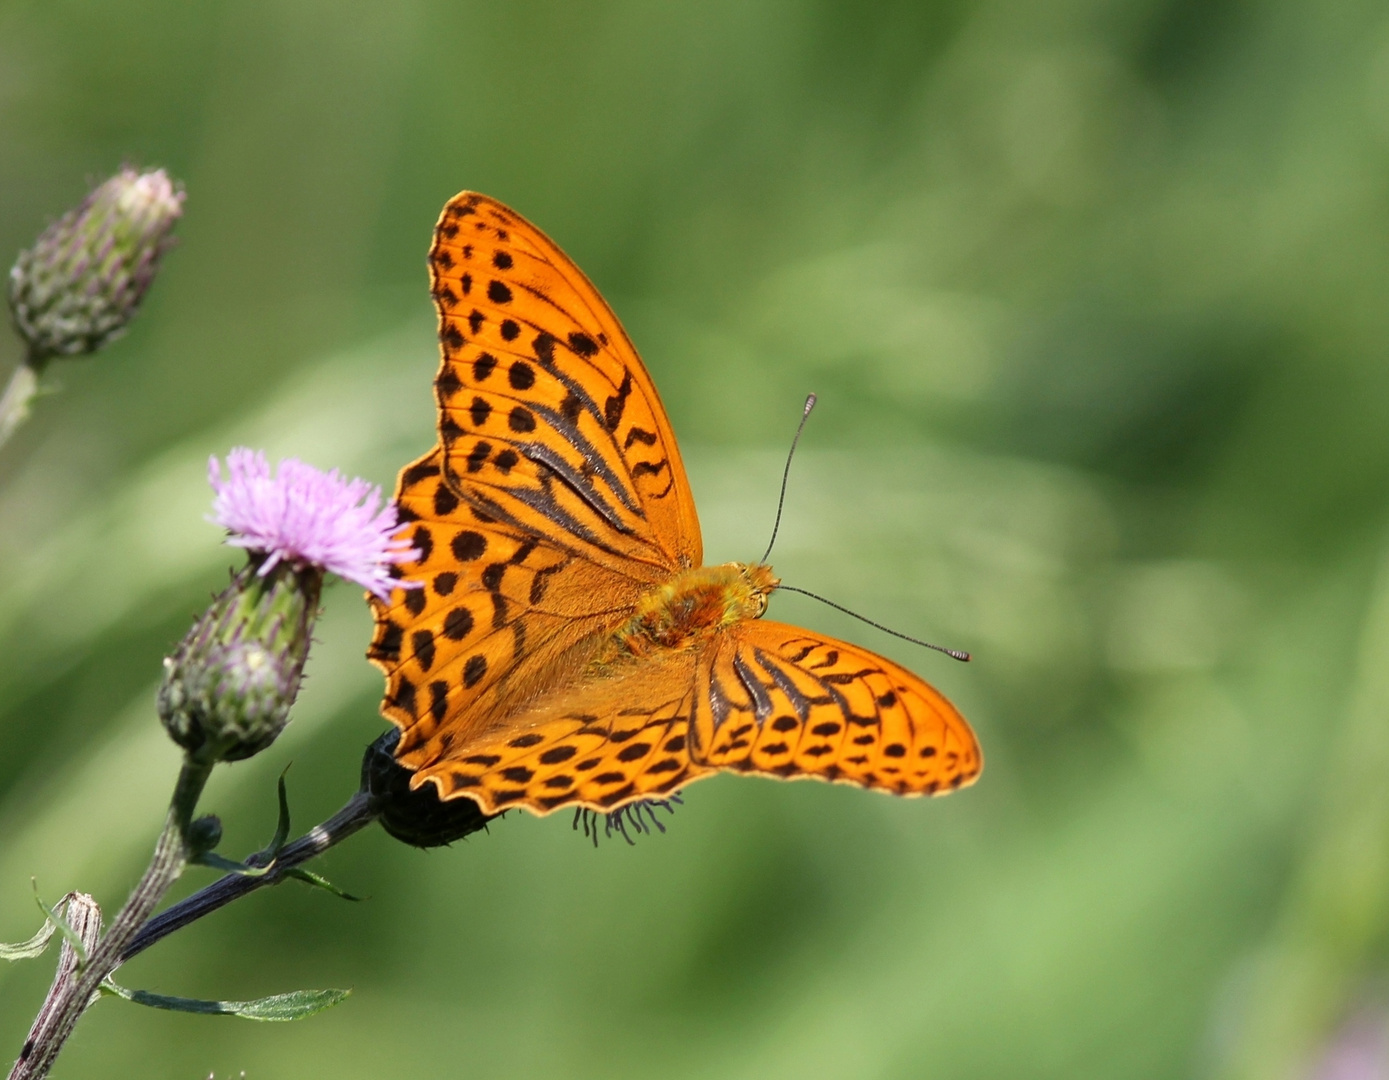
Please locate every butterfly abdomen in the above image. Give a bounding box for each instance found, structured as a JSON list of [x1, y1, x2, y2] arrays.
[[608, 562, 779, 660]]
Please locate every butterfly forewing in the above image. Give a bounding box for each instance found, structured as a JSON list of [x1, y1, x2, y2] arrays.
[[692, 622, 982, 796], [429, 193, 701, 578]]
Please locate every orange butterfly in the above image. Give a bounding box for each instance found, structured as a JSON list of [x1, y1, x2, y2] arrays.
[[368, 192, 981, 817]]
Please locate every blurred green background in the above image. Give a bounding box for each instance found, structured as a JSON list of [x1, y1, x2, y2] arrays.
[[2, 0, 1389, 1077]]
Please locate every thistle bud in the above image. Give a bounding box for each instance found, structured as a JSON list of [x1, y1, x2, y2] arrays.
[[7, 166, 184, 363], [157, 448, 419, 765], [188, 814, 224, 856], [362, 729, 496, 848], [158, 558, 321, 764]]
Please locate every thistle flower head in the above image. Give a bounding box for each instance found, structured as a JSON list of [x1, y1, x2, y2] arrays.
[[7, 166, 184, 362], [159, 451, 417, 764], [361, 729, 497, 848], [208, 448, 418, 601]]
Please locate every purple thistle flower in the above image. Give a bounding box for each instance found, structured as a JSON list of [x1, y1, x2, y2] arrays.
[[208, 448, 418, 600]]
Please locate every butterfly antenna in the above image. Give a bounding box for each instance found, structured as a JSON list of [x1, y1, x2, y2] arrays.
[[759, 394, 817, 565], [775, 585, 971, 662]]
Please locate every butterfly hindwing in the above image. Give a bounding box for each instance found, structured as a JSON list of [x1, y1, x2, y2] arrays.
[[405, 649, 715, 815], [429, 193, 702, 580], [692, 621, 982, 796]]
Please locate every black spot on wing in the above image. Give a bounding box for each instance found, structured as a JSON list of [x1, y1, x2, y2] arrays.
[[465, 442, 491, 473], [451, 530, 486, 561], [631, 459, 668, 480], [533, 331, 559, 367], [438, 416, 463, 446], [443, 607, 474, 641], [433, 484, 459, 516], [473, 353, 498, 382], [402, 461, 441, 487], [437, 368, 462, 399], [604, 370, 632, 431], [411, 629, 436, 671], [371, 619, 403, 662], [567, 331, 598, 356]]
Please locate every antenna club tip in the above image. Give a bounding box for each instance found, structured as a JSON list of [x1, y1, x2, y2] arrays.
[[803, 393, 817, 413], [952, 650, 972, 662]]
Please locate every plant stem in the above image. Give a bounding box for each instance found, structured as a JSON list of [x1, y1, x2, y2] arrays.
[[0, 363, 39, 452], [12, 896, 103, 1074], [122, 792, 377, 963], [8, 759, 212, 1080]]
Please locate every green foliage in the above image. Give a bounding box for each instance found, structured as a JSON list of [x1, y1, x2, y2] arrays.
[[1, 0, 1388, 1077], [101, 980, 349, 1022]]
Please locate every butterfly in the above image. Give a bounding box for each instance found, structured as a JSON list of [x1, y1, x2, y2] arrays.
[[368, 192, 982, 817]]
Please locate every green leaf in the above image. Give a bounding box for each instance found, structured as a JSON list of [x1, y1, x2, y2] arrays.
[[267, 767, 293, 856], [102, 978, 348, 1021], [193, 851, 273, 877], [287, 867, 362, 902], [32, 884, 86, 965], [0, 918, 55, 961]]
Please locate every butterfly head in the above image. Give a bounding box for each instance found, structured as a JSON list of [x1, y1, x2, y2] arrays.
[[736, 562, 781, 619]]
